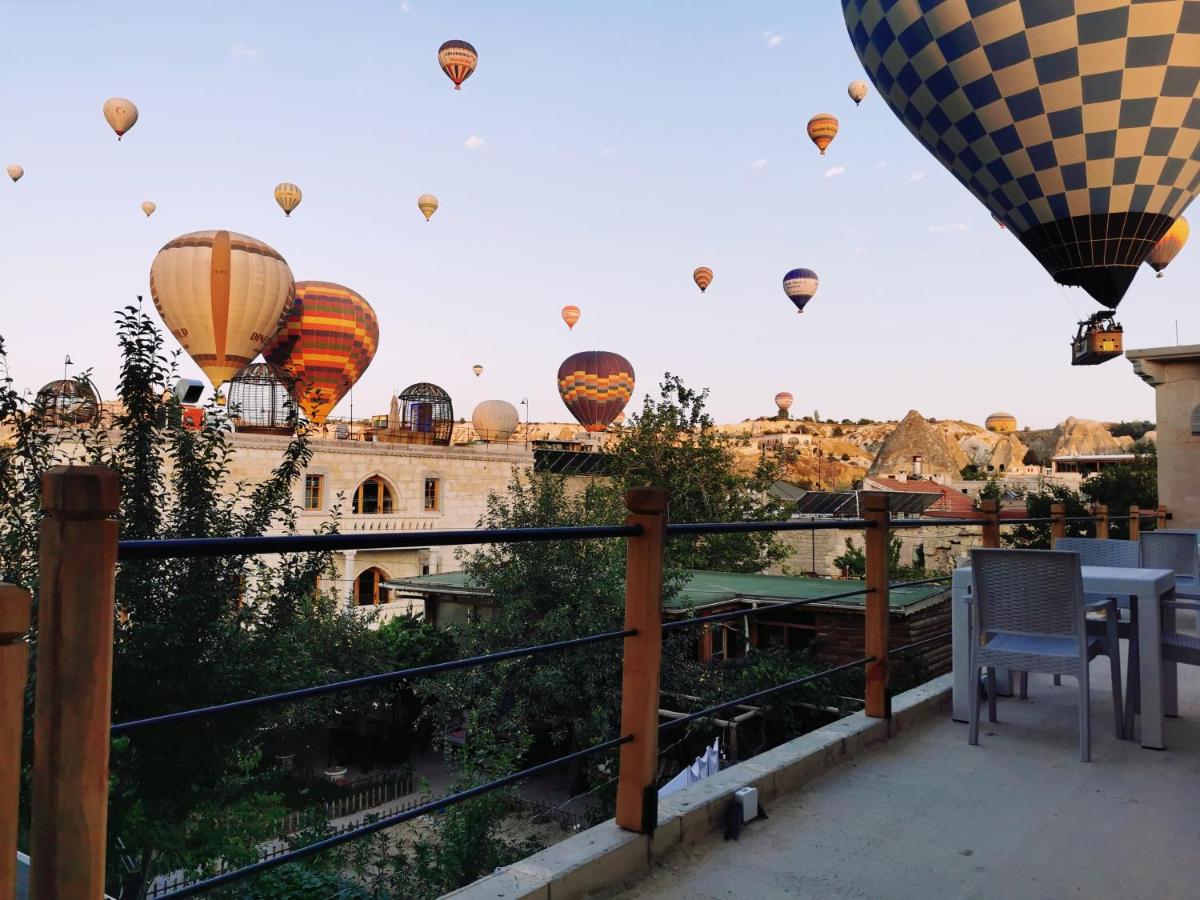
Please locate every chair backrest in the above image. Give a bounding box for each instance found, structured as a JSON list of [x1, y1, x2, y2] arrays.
[[970, 548, 1085, 638], [1140, 532, 1200, 581], [1054, 537, 1139, 568]]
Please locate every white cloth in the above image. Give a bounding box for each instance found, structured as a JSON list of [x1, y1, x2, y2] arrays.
[[659, 738, 721, 798]]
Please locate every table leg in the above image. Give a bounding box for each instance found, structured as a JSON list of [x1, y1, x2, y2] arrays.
[[1163, 599, 1178, 718], [1138, 589, 1165, 750]]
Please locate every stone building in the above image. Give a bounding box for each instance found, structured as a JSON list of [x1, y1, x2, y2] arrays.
[[223, 433, 533, 606]]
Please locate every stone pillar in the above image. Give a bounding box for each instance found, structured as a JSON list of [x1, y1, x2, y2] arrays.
[[341, 550, 357, 606], [1127, 344, 1200, 528]]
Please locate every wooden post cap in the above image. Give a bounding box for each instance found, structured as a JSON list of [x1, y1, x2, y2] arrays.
[[41, 466, 120, 518], [624, 487, 667, 515], [861, 491, 889, 512], [0, 584, 32, 640], [980, 499, 999, 513]]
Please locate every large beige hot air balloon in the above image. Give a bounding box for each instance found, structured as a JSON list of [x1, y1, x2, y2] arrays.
[[417, 194, 439, 221], [472, 400, 519, 442], [274, 183, 302, 217], [1147, 218, 1190, 278], [141, 201, 156, 217], [149, 230, 295, 388], [6, 165, 23, 182], [103, 97, 138, 140]]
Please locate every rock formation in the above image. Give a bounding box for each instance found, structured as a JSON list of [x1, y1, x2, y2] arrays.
[[1051, 417, 1124, 457], [868, 410, 969, 478]]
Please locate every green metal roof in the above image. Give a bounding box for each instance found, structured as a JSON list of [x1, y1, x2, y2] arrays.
[[383, 569, 947, 613]]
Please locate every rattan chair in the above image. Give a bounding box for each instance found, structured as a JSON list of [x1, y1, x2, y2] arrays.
[[1140, 532, 1200, 594], [1132, 532, 1200, 722], [969, 549, 1122, 762]]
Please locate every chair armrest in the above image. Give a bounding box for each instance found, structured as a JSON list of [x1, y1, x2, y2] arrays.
[[1162, 599, 1200, 611]]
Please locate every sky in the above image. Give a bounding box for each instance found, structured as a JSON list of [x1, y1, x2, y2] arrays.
[[0, 1, 1185, 430]]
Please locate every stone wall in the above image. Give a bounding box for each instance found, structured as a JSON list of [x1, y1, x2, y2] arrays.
[[770, 523, 987, 577]]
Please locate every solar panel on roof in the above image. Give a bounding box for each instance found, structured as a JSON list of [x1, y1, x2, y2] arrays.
[[791, 490, 939, 517]]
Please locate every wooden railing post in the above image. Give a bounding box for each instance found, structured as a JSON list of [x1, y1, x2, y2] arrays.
[[1157, 504, 1168, 530], [980, 499, 1000, 549], [1, 584, 32, 899], [30, 466, 120, 900], [862, 492, 890, 719], [615, 487, 666, 833], [1050, 502, 1066, 545], [1094, 504, 1109, 540], [1129, 505, 1141, 541]]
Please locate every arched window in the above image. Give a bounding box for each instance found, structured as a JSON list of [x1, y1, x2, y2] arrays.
[[353, 476, 395, 514], [355, 567, 389, 606]]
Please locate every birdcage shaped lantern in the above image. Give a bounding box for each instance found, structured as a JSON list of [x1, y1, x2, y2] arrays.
[[226, 362, 300, 434], [379, 382, 454, 446], [35, 378, 101, 428]]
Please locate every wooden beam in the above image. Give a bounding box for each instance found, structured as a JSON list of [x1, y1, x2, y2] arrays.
[[615, 487, 667, 833], [1094, 504, 1109, 540], [0, 584, 32, 900], [862, 492, 890, 719], [1157, 504, 1168, 530], [1050, 502, 1066, 545], [980, 499, 1000, 549], [1129, 505, 1141, 541], [30, 466, 120, 900]]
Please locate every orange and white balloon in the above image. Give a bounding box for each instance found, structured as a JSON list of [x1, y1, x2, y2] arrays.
[[693, 267, 713, 293], [561, 305, 581, 330], [1147, 218, 1189, 278], [141, 201, 156, 217], [274, 182, 302, 217]]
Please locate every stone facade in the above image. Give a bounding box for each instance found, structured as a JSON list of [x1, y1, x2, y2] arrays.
[[771, 523, 987, 578], [224, 433, 534, 604]]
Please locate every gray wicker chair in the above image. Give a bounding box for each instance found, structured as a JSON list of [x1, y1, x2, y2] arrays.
[[1135, 532, 1200, 720], [969, 548, 1122, 762], [1140, 532, 1200, 594]]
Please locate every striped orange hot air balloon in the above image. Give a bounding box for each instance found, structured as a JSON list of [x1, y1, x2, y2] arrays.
[[557, 350, 634, 433], [438, 40, 478, 90], [807, 113, 839, 155], [693, 267, 713, 293], [1147, 218, 1189, 278], [150, 230, 295, 388], [263, 281, 380, 424], [561, 305, 581, 330]]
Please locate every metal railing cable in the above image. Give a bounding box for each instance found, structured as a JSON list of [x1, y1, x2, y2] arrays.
[[665, 518, 874, 535], [659, 656, 873, 732], [890, 632, 952, 655], [163, 733, 632, 897], [111, 626, 634, 734]]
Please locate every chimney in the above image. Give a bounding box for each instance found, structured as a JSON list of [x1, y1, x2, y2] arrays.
[[912, 454, 923, 478]]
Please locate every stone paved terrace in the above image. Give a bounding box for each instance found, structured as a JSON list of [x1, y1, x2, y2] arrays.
[[612, 664, 1200, 900]]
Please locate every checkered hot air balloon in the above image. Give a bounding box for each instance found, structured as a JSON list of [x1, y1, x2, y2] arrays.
[[263, 281, 379, 424], [842, 0, 1200, 310], [556, 351, 635, 433]]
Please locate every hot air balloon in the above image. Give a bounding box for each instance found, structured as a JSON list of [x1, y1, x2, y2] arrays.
[[561, 305, 581, 330], [807, 114, 838, 155], [6, 165, 23, 182], [274, 182, 302, 217], [438, 40, 478, 90], [842, 2, 1199, 313], [103, 97, 138, 140], [613, 412, 626, 426], [417, 194, 439, 221], [141, 201, 156, 217], [263, 281, 380, 424], [693, 267, 713, 293], [472, 364, 483, 378], [150, 230, 295, 388], [782, 269, 819, 313], [472, 400, 519, 442], [848, 81, 868, 106], [557, 351, 634, 433], [774, 392, 794, 418], [1147, 218, 1190, 278]]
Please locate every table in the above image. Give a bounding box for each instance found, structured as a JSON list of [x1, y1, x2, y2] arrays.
[[952, 564, 1175, 749]]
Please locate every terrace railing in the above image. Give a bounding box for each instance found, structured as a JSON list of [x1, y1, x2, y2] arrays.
[[0, 466, 1168, 898]]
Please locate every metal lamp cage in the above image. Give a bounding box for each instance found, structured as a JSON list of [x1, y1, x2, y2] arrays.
[[226, 362, 300, 434], [391, 382, 454, 446], [35, 378, 101, 428]]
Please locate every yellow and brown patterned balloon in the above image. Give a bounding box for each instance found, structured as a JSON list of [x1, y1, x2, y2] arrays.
[[274, 182, 302, 217], [150, 230, 295, 388], [417, 193, 439, 221], [263, 281, 380, 424], [807, 114, 839, 155], [557, 350, 635, 433], [693, 267, 713, 293], [1147, 218, 1189, 278], [438, 40, 478, 90], [103, 97, 138, 140]]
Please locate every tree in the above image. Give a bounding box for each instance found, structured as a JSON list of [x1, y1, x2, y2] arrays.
[[1004, 485, 1091, 548], [959, 463, 987, 481], [978, 478, 1002, 502], [1079, 443, 1157, 539], [1, 312, 398, 895], [609, 374, 789, 572]]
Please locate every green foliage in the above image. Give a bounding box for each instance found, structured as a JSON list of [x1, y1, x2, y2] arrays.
[[959, 463, 987, 481], [609, 374, 790, 572], [832, 536, 932, 582], [1004, 484, 1091, 548], [978, 478, 1002, 501], [1079, 444, 1157, 540], [1109, 420, 1155, 441], [1022, 447, 1044, 467]]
